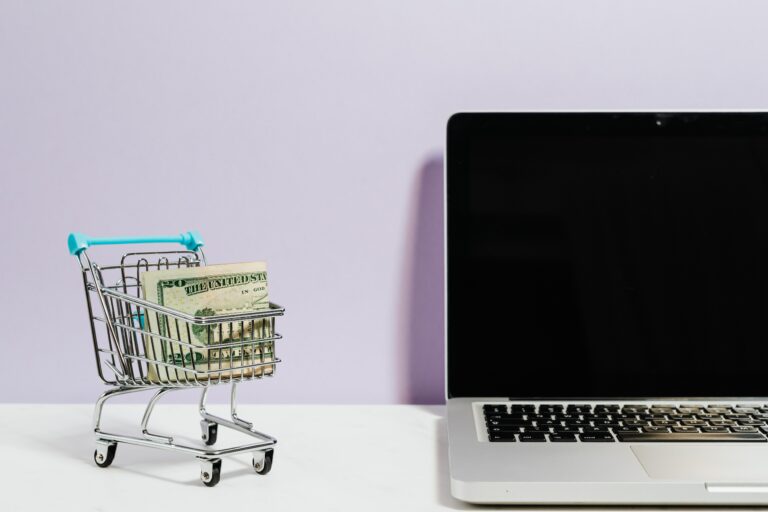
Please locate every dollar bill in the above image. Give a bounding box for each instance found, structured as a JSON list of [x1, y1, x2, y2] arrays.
[[139, 262, 274, 383]]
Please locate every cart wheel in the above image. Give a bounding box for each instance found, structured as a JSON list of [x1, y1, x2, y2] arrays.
[[201, 421, 218, 446], [253, 449, 274, 475], [94, 443, 117, 468], [201, 459, 222, 487]]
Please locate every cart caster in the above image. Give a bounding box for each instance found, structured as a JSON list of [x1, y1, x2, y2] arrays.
[[253, 449, 274, 475], [201, 420, 218, 446], [94, 441, 117, 468], [200, 458, 222, 487]]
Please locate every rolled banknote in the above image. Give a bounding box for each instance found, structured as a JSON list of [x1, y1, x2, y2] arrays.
[[139, 262, 274, 383]]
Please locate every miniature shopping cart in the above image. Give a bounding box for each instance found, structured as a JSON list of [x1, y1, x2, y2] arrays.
[[68, 231, 284, 487]]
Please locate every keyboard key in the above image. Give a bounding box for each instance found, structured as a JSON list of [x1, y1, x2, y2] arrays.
[[594, 420, 622, 428], [521, 427, 550, 434], [487, 426, 521, 434], [486, 420, 528, 427], [566, 405, 592, 414], [485, 416, 531, 425], [732, 426, 759, 433], [579, 433, 615, 442], [617, 432, 766, 442], [582, 426, 609, 433], [484, 404, 507, 414], [738, 420, 766, 426], [644, 426, 670, 433], [701, 426, 730, 433], [489, 433, 516, 442], [550, 434, 577, 442], [486, 415, 526, 423], [672, 426, 700, 433], [552, 428, 581, 434], [519, 433, 546, 442]]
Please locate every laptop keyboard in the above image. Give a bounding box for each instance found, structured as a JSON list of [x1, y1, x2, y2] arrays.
[[484, 403, 768, 442]]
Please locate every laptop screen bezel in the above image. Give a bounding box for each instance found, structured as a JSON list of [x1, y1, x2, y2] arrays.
[[445, 111, 768, 399]]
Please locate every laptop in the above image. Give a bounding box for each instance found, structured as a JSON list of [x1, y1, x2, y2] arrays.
[[446, 112, 768, 505]]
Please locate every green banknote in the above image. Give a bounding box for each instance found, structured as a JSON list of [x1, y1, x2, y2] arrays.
[[140, 262, 274, 383]]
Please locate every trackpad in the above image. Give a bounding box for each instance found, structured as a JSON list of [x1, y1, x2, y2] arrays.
[[633, 445, 768, 481]]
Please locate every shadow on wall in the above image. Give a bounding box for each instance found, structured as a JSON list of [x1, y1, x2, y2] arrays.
[[403, 155, 445, 404]]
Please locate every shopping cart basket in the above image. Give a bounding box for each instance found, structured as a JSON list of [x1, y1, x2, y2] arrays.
[[68, 230, 284, 486]]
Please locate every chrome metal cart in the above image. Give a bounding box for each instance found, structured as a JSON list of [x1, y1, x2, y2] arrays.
[[67, 231, 284, 487]]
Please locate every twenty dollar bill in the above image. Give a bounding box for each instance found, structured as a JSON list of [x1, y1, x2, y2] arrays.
[[140, 262, 274, 383]]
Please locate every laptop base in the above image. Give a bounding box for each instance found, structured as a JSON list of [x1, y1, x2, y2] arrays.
[[448, 398, 768, 505]]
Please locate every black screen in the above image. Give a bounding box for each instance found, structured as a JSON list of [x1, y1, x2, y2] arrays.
[[447, 113, 768, 399]]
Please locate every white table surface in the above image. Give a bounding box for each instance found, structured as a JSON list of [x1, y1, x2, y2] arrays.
[[1, 403, 471, 512], [0, 404, 730, 511]]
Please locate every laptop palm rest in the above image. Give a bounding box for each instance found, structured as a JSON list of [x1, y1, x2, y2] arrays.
[[632, 445, 768, 482]]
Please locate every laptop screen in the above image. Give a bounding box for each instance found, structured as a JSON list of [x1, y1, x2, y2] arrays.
[[447, 113, 768, 399]]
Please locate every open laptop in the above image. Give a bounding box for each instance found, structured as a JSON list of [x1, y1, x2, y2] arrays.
[[446, 112, 768, 505]]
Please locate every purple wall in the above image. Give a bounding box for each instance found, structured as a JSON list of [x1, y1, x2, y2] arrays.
[[2, 0, 768, 403]]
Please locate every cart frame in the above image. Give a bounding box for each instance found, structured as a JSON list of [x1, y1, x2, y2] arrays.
[[69, 231, 284, 486]]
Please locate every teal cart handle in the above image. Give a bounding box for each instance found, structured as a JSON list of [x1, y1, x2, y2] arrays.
[[67, 231, 204, 256]]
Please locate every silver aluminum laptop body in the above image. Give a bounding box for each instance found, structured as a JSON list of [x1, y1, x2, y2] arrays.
[[448, 398, 768, 504], [445, 112, 768, 505]]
